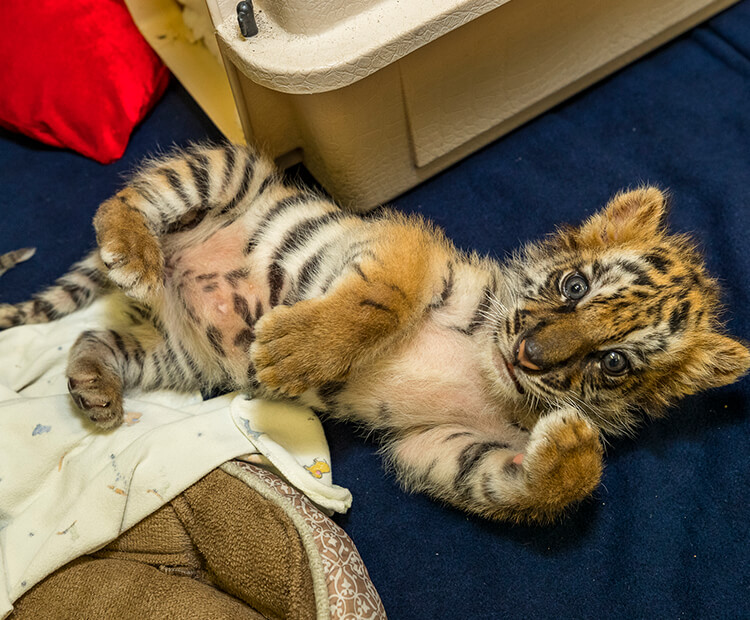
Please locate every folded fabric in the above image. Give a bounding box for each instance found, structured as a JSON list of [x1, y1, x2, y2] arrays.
[[0, 296, 351, 618]]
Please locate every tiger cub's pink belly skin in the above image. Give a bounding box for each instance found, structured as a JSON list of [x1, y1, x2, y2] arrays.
[[162, 222, 266, 362], [345, 321, 525, 444]]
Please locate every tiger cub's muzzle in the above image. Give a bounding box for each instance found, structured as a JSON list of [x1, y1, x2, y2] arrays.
[[513, 316, 594, 374]]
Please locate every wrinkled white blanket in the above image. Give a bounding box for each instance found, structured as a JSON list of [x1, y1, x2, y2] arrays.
[[0, 296, 352, 618]]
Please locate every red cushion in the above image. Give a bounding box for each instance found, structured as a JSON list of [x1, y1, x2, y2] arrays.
[[0, 0, 169, 163]]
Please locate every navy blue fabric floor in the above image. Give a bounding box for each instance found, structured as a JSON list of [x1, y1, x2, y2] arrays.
[[2, 3, 749, 617]]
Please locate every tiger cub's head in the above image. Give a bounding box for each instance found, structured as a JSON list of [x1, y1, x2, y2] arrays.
[[493, 187, 750, 435]]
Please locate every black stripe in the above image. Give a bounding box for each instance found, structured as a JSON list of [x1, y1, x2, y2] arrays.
[[233, 328, 255, 350], [542, 269, 564, 296], [455, 441, 509, 489], [247, 364, 259, 388], [320, 271, 339, 295], [76, 265, 109, 288], [225, 268, 249, 287], [180, 295, 200, 325], [245, 194, 318, 254], [551, 301, 578, 314], [388, 283, 407, 301], [268, 263, 286, 307], [156, 348, 177, 386], [318, 380, 346, 408], [167, 207, 210, 234], [377, 403, 392, 423], [463, 286, 492, 335], [360, 299, 395, 315], [149, 353, 164, 389], [617, 259, 654, 288], [206, 325, 226, 356], [513, 309, 522, 335], [131, 338, 146, 386], [353, 263, 369, 283], [162, 167, 193, 210], [431, 262, 455, 309], [220, 146, 237, 195], [60, 282, 90, 307], [117, 194, 141, 215], [196, 272, 218, 281], [220, 152, 257, 215], [187, 153, 211, 207], [162, 341, 183, 384], [296, 247, 327, 298], [177, 340, 206, 385], [268, 213, 341, 304], [6, 309, 24, 327], [31, 298, 57, 321], [339, 239, 370, 267], [131, 180, 165, 226], [131, 303, 152, 322], [445, 431, 473, 441], [109, 330, 130, 364], [273, 212, 342, 265], [669, 300, 691, 333], [609, 322, 647, 342], [256, 172, 275, 197], [644, 252, 671, 273], [233, 293, 254, 326], [539, 373, 572, 391]]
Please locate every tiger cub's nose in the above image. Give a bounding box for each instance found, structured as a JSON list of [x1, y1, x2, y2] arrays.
[[516, 338, 543, 371]]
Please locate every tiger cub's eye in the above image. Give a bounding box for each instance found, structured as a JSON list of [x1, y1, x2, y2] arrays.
[[561, 272, 589, 301], [602, 350, 629, 375]]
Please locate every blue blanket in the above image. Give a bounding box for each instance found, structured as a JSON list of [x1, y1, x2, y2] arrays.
[[1, 3, 748, 617]]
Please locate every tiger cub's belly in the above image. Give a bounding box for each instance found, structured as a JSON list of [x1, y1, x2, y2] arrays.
[[162, 222, 266, 358], [345, 320, 504, 429]]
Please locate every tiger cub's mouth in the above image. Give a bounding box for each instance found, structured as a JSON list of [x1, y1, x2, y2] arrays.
[[493, 348, 525, 395]]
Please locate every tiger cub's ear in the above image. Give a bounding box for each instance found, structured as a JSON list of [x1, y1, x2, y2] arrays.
[[578, 187, 669, 247], [680, 333, 750, 394]]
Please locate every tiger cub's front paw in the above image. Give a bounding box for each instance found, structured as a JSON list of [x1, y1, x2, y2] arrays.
[[516, 409, 603, 522], [251, 302, 351, 396], [67, 358, 124, 429], [96, 211, 163, 302]]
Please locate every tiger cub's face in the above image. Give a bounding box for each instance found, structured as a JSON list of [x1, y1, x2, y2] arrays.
[[491, 187, 750, 435]]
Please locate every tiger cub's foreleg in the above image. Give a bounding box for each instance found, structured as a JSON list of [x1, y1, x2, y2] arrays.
[[252, 217, 449, 395], [67, 326, 204, 428], [384, 408, 603, 524]]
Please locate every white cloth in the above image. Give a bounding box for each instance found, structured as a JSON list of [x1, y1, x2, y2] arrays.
[[0, 296, 351, 618]]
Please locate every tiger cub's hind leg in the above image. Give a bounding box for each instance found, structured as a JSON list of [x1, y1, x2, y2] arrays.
[[67, 331, 127, 429], [94, 190, 164, 304], [66, 325, 203, 429]]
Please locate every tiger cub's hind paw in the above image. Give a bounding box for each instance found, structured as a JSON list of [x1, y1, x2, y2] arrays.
[[67, 359, 124, 429], [95, 201, 163, 302]]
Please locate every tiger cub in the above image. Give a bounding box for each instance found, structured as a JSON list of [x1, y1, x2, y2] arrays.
[[1, 144, 748, 523]]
